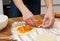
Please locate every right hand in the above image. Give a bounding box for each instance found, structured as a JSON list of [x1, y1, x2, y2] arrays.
[[23, 13, 38, 27]]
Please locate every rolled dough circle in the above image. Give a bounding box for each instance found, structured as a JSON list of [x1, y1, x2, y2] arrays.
[[36, 33, 56, 41]]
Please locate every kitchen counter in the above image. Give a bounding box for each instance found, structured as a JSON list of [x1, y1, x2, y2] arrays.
[[0, 14, 60, 41]]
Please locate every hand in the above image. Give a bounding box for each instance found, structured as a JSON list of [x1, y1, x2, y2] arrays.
[[23, 13, 38, 26], [42, 9, 55, 28]]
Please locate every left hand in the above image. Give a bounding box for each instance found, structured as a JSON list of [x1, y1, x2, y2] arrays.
[[42, 9, 55, 28]]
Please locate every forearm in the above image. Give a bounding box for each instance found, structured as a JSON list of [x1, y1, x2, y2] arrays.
[[44, 0, 53, 9], [44, 0, 55, 16], [13, 0, 32, 15], [44, 0, 54, 15]]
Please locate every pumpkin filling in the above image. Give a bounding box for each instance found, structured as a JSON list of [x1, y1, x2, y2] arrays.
[[17, 25, 32, 34], [17, 18, 43, 34]]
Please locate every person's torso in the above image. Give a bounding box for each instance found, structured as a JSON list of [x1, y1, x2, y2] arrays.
[[10, 0, 41, 14]]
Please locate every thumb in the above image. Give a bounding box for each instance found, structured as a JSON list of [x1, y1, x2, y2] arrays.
[[42, 17, 46, 26]]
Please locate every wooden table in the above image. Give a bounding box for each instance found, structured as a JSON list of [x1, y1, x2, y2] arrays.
[[0, 14, 60, 41]]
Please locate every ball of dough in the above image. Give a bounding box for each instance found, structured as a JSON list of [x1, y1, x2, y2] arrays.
[[36, 33, 56, 41]]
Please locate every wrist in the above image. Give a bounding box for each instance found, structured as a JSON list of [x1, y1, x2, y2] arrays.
[[46, 7, 54, 16], [48, 6, 53, 10], [22, 13, 34, 20], [22, 11, 33, 16], [47, 7, 54, 13]]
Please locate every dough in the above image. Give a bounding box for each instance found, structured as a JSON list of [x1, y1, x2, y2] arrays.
[[36, 33, 56, 41]]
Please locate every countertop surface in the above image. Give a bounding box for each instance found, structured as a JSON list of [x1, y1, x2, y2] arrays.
[[0, 15, 44, 41], [0, 14, 60, 41]]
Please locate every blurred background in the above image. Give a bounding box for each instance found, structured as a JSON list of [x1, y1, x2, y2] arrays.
[[0, 0, 10, 16], [0, 0, 60, 17], [3, 0, 10, 17], [41, 0, 60, 14]]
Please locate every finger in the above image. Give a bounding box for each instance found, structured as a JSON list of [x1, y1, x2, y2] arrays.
[[32, 19, 38, 27], [25, 18, 34, 26], [28, 19, 35, 26], [42, 17, 47, 25], [43, 18, 55, 28], [31, 17, 38, 27], [46, 18, 55, 27]]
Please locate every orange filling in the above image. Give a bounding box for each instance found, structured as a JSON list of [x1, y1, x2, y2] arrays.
[[24, 25, 32, 32], [37, 18, 43, 26], [17, 26, 25, 33], [17, 18, 43, 34], [17, 25, 32, 33]]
